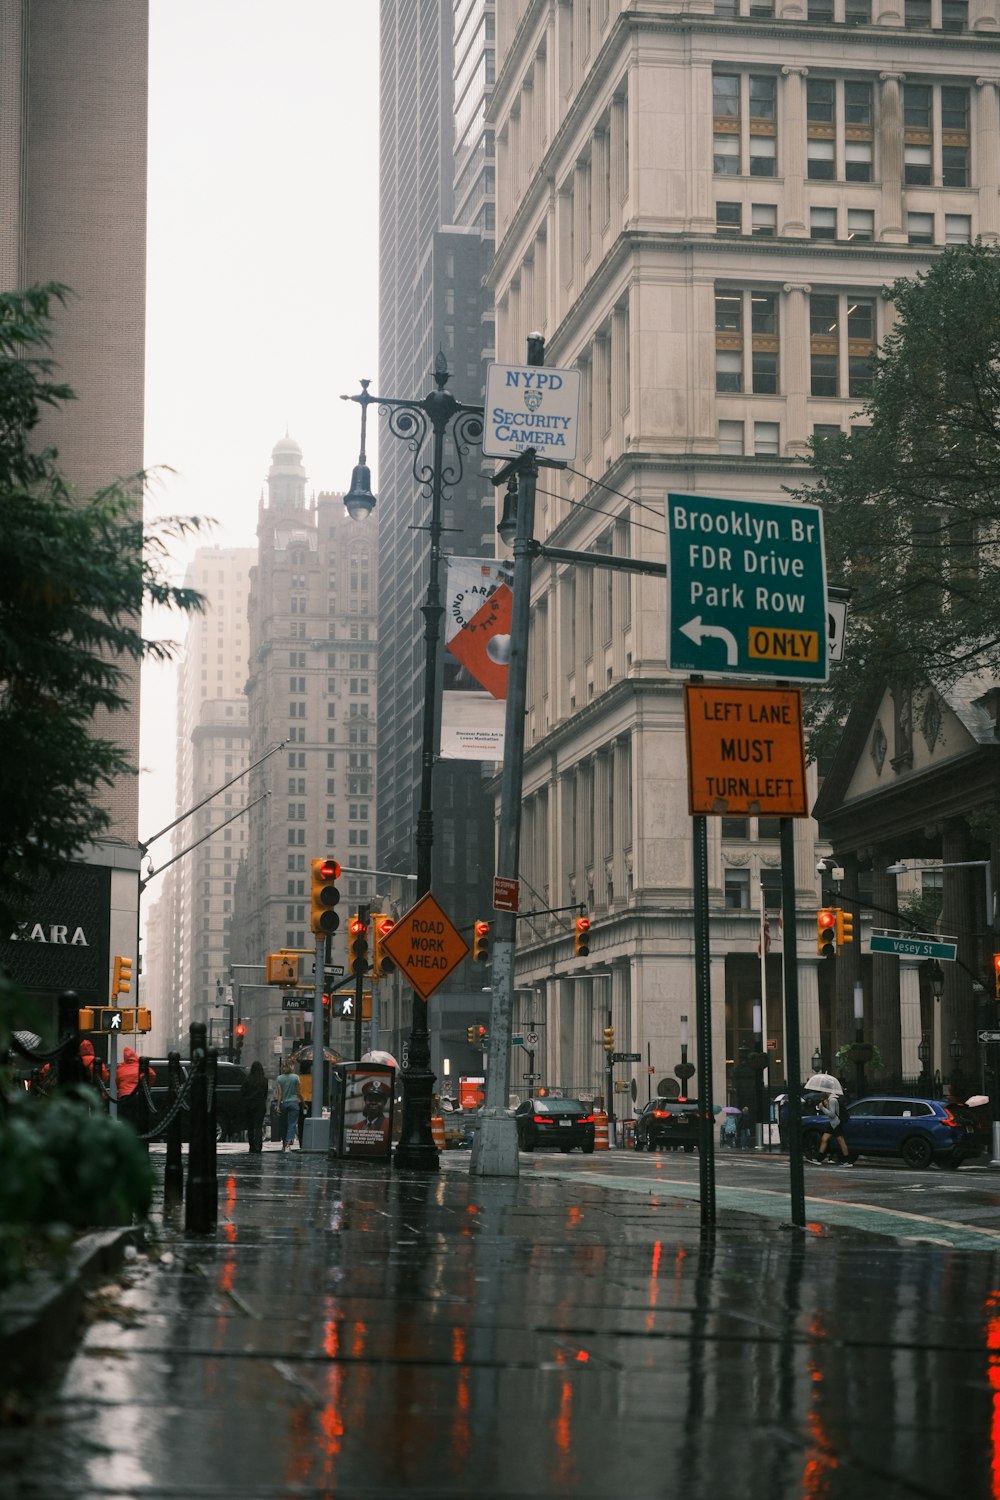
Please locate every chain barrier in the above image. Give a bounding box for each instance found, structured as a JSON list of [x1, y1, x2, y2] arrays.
[[133, 1062, 199, 1143], [7, 1032, 77, 1066]]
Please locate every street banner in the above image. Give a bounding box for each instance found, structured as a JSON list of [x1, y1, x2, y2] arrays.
[[440, 557, 513, 760]]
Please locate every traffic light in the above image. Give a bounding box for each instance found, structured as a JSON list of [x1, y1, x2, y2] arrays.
[[575, 915, 591, 957], [348, 914, 370, 975], [310, 857, 342, 936], [101, 1009, 124, 1032], [816, 908, 837, 960], [466, 1025, 486, 1046], [266, 952, 301, 985], [120, 1008, 136, 1031], [473, 920, 491, 963], [467, 1025, 477, 1044], [994, 953, 1000, 999], [136, 1008, 152, 1033], [234, 1020, 246, 1060], [835, 907, 854, 945], [111, 955, 133, 1000], [603, 1025, 615, 1054], [372, 914, 396, 979], [77, 1007, 96, 1031]]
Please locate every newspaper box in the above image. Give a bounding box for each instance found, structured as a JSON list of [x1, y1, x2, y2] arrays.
[[329, 1061, 395, 1161]]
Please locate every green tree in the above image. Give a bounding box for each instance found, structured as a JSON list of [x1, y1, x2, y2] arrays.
[[789, 243, 1000, 756], [0, 284, 208, 929]]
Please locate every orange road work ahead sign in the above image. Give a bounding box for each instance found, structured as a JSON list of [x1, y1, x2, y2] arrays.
[[684, 683, 808, 817], [379, 892, 471, 1003]]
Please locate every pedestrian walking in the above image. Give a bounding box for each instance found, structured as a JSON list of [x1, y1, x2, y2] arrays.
[[116, 1046, 156, 1098], [297, 1060, 313, 1146], [276, 1061, 301, 1151], [240, 1060, 269, 1153], [815, 1089, 851, 1164], [737, 1106, 753, 1150]]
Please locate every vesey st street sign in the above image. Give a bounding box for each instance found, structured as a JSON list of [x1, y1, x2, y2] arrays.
[[666, 492, 828, 683]]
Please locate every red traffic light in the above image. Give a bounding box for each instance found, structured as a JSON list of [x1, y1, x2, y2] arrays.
[[818, 910, 836, 929], [235, 1022, 246, 1038], [318, 858, 341, 881], [349, 916, 367, 936], [377, 916, 395, 938]]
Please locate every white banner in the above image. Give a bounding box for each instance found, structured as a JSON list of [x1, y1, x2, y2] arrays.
[[440, 557, 513, 761]]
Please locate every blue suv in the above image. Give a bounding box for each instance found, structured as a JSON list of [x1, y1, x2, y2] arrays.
[[801, 1094, 983, 1170]]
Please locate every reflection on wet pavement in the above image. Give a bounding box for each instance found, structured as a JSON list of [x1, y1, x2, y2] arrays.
[[1, 1151, 998, 1498]]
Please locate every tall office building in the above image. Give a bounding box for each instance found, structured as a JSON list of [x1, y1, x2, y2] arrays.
[[0, 2, 148, 1020], [490, 1, 997, 1104], [377, 1, 497, 1079], [166, 548, 255, 1046], [231, 439, 378, 1070]]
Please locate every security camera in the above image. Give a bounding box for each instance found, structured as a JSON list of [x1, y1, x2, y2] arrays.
[[816, 860, 827, 875]]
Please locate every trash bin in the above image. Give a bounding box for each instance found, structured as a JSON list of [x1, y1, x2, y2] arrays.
[[622, 1118, 636, 1149]]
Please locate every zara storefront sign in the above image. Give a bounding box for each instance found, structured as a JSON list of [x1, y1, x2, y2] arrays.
[[483, 363, 581, 461]]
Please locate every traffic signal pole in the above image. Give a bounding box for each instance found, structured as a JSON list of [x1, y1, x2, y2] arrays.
[[354, 904, 369, 1061]]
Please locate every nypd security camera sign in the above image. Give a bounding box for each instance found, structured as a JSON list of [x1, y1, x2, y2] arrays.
[[483, 362, 581, 462]]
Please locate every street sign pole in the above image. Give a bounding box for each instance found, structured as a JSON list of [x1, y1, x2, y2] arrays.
[[693, 811, 716, 1225]]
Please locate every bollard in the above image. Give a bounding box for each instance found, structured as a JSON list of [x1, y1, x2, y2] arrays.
[[164, 1051, 184, 1207], [56, 991, 83, 1089], [134, 1056, 151, 1153], [185, 1023, 217, 1234]]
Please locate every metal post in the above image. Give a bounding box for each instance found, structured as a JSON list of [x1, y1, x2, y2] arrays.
[[164, 1050, 183, 1207], [56, 991, 82, 1089], [780, 818, 806, 1228], [185, 1023, 216, 1235], [311, 933, 325, 1113], [470, 427, 541, 1178], [353, 903, 369, 1062], [693, 814, 716, 1226]]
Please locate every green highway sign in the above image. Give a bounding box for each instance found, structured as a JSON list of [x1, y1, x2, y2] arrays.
[[870, 933, 958, 961], [666, 492, 828, 682]]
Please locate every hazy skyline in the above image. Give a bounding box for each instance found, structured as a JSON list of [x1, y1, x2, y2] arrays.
[[139, 2, 380, 863]]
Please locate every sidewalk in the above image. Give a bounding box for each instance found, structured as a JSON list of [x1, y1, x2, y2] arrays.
[[0, 1145, 996, 1499]]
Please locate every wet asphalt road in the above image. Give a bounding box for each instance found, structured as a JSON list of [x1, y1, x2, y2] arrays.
[[2, 1143, 999, 1500]]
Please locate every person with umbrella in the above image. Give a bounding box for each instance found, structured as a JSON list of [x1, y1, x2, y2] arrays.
[[815, 1087, 852, 1165]]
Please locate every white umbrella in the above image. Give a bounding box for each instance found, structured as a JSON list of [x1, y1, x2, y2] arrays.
[[360, 1049, 399, 1068], [804, 1073, 843, 1095]]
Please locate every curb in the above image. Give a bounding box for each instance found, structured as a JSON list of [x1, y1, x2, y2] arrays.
[[0, 1223, 146, 1392]]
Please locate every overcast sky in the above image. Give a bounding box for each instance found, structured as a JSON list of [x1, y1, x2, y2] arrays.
[[139, 2, 380, 859]]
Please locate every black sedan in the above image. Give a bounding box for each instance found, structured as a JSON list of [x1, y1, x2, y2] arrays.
[[634, 1097, 701, 1152], [514, 1097, 596, 1153]]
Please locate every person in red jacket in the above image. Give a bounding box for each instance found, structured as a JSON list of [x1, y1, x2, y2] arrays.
[[116, 1046, 156, 1098], [79, 1039, 109, 1091]]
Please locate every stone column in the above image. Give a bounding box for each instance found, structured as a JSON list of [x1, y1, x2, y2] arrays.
[[782, 282, 812, 453], [878, 73, 906, 243], [871, 851, 903, 1079], [976, 79, 1000, 243], [780, 67, 809, 237]]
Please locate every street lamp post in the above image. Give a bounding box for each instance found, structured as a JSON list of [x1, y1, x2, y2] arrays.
[[675, 1013, 696, 1100], [342, 355, 484, 1171], [918, 1032, 931, 1097]]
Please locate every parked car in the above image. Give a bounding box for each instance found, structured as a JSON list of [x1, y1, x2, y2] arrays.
[[514, 1097, 595, 1153], [800, 1094, 984, 1170], [118, 1058, 250, 1143], [633, 1097, 702, 1152]]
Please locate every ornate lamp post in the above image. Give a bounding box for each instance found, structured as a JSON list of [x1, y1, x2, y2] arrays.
[[342, 356, 484, 1171], [949, 1030, 964, 1097], [917, 1032, 932, 1097]]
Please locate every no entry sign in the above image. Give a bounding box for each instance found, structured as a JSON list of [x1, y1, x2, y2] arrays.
[[684, 683, 808, 817]]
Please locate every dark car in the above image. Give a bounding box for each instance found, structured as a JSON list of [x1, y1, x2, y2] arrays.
[[634, 1097, 702, 1152], [800, 1094, 983, 1170], [119, 1058, 250, 1143], [514, 1097, 595, 1153]]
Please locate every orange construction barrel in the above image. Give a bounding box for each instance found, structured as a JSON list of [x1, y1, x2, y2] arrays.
[[431, 1115, 446, 1151], [593, 1112, 610, 1150]]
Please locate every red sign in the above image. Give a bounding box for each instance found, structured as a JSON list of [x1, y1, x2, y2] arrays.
[[493, 876, 519, 913]]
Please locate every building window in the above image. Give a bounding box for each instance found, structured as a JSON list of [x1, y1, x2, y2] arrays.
[[907, 211, 934, 244], [810, 206, 837, 240], [716, 288, 779, 395], [808, 0, 834, 16], [941, 0, 968, 31], [717, 201, 742, 235], [754, 421, 780, 456], [721, 817, 749, 838], [718, 420, 744, 455], [904, 84, 969, 187], [847, 208, 874, 241], [809, 292, 876, 398], [904, 0, 931, 24], [713, 73, 777, 177], [807, 79, 872, 181], [751, 203, 776, 236], [725, 868, 751, 909], [945, 213, 971, 243]]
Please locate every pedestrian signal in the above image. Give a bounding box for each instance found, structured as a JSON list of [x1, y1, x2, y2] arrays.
[[266, 952, 300, 985], [136, 1008, 152, 1033], [835, 908, 854, 945], [372, 914, 396, 978], [575, 915, 591, 958], [119, 1008, 136, 1031], [102, 1009, 123, 1032], [816, 909, 837, 959], [603, 1025, 615, 1053], [310, 857, 342, 936], [348, 915, 370, 975], [77, 1007, 96, 1031], [473, 920, 491, 963], [111, 955, 132, 999]]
